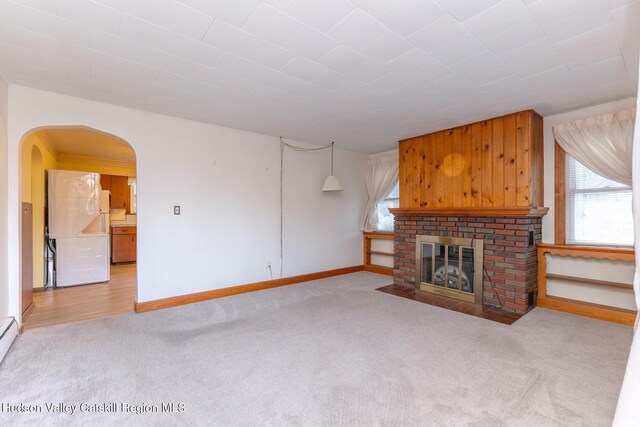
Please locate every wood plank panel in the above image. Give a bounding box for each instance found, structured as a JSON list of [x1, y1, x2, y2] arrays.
[[516, 112, 531, 206], [397, 110, 543, 210], [443, 129, 454, 206], [451, 127, 462, 207], [531, 113, 544, 206], [399, 141, 410, 208], [426, 133, 436, 207], [404, 140, 415, 208], [491, 117, 505, 207], [481, 120, 493, 206], [434, 132, 445, 207], [411, 139, 420, 207], [503, 114, 517, 207], [470, 123, 482, 207], [461, 125, 472, 207], [417, 137, 427, 207]]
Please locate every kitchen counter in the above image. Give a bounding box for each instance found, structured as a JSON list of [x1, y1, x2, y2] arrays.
[[111, 223, 137, 228], [79, 231, 110, 237]]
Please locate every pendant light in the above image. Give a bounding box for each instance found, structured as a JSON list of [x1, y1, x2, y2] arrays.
[[322, 141, 343, 192]]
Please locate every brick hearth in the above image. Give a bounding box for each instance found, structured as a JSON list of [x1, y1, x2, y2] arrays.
[[393, 215, 543, 314]]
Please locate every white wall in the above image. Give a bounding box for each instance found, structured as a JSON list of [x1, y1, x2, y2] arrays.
[[0, 76, 8, 321], [542, 97, 637, 310], [612, 53, 640, 427], [6, 86, 367, 320]]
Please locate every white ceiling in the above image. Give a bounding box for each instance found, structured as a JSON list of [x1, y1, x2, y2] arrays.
[[39, 127, 136, 162], [0, 0, 638, 153]]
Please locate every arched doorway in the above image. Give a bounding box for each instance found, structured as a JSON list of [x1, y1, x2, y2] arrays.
[[19, 126, 138, 328]]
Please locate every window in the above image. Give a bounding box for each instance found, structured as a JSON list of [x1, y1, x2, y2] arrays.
[[375, 182, 399, 231], [564, 153, 632, 247]]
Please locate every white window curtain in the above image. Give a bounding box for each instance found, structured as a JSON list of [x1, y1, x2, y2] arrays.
[[612, 103, 640, 424], [362, 155, 399, 232], [553, 108, 635, 186]]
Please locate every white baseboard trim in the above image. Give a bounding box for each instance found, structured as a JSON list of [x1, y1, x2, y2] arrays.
[[0, 317, 18, 365]]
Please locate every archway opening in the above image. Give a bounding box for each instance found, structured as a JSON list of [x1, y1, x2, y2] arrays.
[[19, 126, 138, 328]]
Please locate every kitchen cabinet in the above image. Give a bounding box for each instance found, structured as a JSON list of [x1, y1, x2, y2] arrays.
[[111, 226, 136, 263], [100, 174, 131, 213], [110, 175, 131, 214], [100, 174, 111, 191]]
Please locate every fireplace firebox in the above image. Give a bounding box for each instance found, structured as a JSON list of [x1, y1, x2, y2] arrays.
[[416, 235, 484, 305]]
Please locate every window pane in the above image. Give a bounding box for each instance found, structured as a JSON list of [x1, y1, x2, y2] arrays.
[[568, 190, 633, 246], [376, 198, 398, 231], [568, 155, 628, 189], [374, 182, 400, 231], [565, 154, 632, 246]]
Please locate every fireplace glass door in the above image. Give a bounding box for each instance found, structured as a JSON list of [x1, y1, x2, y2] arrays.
[[416, 236, 483, 305]]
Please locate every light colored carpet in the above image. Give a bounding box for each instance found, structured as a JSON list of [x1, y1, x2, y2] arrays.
[[0, 272, 633, 426]]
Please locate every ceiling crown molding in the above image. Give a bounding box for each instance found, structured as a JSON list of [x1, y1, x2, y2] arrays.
[[56, 154, 136, 170]]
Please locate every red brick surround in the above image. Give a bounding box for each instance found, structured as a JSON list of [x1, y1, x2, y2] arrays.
[[394, 215, 543, 314]]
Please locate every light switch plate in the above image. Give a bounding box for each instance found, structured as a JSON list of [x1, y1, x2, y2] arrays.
[[174, 205, 180, 215]]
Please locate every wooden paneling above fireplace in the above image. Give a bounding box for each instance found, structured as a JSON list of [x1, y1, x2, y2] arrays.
[[398, 110, 544, 211]]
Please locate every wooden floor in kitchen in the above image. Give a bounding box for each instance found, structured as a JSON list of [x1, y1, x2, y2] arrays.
[[24, 264, 136, 330]]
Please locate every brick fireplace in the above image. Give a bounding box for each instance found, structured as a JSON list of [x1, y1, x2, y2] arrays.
[[390, 110, 547, 315], [392, 211, 544, 313]]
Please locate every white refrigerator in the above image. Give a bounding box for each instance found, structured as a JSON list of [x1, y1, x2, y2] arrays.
[[48, 170, 111, 287]]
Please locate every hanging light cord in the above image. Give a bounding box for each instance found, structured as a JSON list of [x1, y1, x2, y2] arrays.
[[279, 137, 334, 277], [280, 139, 334, 152], [280, 140, 284, 278], [330, 141, 334, 175]]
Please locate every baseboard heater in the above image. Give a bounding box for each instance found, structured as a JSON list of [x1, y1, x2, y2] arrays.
[[0, 317, 18, 365]]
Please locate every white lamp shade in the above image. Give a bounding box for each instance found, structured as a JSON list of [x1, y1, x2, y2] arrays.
[[322, 175, 343, 192]]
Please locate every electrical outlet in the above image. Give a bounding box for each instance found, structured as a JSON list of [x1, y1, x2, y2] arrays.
[[174, 205, 180, 215]]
